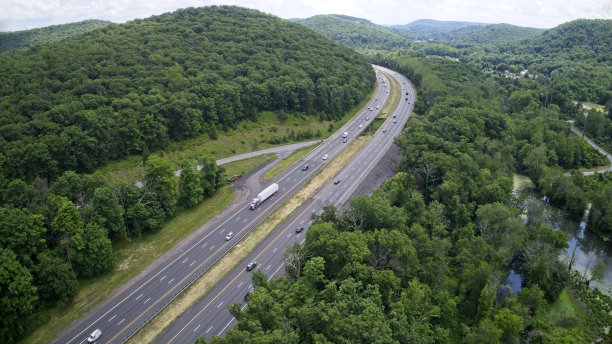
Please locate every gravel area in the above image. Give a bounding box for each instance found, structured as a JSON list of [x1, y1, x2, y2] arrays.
[[342, 142, 402, 209]]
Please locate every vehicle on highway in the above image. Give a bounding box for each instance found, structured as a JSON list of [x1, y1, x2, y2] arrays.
[[302, 165, 309, 171], [334, 180, 341, 185], [225, 232, 234, 241], [88, 329, 102, 343], [369, 107, 373, 111], [246, 261, 258, 271], [343, 138, 347, 143], [342, 131, 348, 138], [323, 154, 328, 160], [393, 114, 396, 118], [406, 98, 408, 101], [359, 124, 363, 128], [394, 120, 397, 123], [386, 91, 389, 93], [376, 105, 379, 109], [406, 92, 409, 95], [296, 226, 304, 233], [249, 183, 279, 209], [382, 129, 386, 133]]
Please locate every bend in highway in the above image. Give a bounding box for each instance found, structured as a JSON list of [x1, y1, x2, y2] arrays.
[[154, 65, 416, 343], [53, 66, 395, 344]]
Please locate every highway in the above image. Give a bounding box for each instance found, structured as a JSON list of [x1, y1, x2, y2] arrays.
[[154, 65, 416, 343], [53, 66, 398, 344]]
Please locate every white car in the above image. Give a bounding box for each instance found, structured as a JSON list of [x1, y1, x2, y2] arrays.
[[225, 232, 234, 241], [88, 329, 102, 343], [359, 124, 363, 128], [323, 154, 328, 160]]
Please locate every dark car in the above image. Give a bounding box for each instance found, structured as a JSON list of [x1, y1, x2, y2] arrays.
[[246, 261, 258, 271], [296, 226, 304, 233], [343, 138, 347, 143], [244, 291, 251, 301], [334, 180, 341, 185], [302, 165, 309, 171]]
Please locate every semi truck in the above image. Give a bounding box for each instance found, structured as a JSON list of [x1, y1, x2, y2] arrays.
[[250, 183, 278, 209]]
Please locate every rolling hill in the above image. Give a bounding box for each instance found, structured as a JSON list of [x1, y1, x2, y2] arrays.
[[0, 6, 375, 182], [390, 19, 488, 40], [442, 23, 544, 45], [297, 14, 412, 51], [0, 19, 112, 52]]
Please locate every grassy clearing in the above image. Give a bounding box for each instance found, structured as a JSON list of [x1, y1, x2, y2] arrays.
[[129, 135, 371, 343], [582, 102, 606, 113], [544, 289, 589, 342], [262, 144, 318, 181], [223, 154, 278, 178], [99, 85, 375, 182]]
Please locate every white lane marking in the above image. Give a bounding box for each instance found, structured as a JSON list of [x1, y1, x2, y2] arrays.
[[160, 275, 166, 281], [209, 245, 215, 250], [218, 318, 236, 336], [190, 261, 196, 266], [167, 278, 174, 284], [301, 239, 305, 244], [217, 301, 224, 309], [201, 242, 207, 248], [241, 304, 248, 311], [206, 326, 212, 334], [299, 220, 304, 225], [135, 293, 143, 300], [287, 233, 291, 238], [235, 216, 241, 222], [194, 324, 201, 332], [273, 247, 278, 253], [266, 265, 271, 271], [237, 282, 243, 288], [144, 297, 151, 304], [181, 258, 188, 264], [243, 218, 248, 223], [270, 264, 284, 279], [108, 315, 116, 322], [249, 284, 252, 289], [117, 318, 125, 325]]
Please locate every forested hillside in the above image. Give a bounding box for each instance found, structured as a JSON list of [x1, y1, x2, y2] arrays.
[[0, 6, 376, 342], [0, 6, 374, 183], [200, 55, 612, 344], [297, 15, 412, 51], [442, 23, 543, 45], [0, 20, 112, 53], [390, 19, 488, 40]]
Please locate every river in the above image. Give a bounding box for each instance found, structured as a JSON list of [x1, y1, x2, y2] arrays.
[[512, 174, 612, 296]]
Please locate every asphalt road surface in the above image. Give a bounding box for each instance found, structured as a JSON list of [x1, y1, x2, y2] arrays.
[[53, 66, 398, 344], [154, 65, 416, 344]]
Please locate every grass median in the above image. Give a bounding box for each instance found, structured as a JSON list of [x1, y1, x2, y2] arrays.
[[128, 135, 371, 344], [261, 144, 319, 181]]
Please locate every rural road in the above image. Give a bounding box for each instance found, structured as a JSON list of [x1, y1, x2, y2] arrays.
[[569, 124, 612, 175]]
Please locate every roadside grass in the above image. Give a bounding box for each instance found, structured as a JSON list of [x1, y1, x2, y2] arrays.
[[378, 71, 401, 119], [24, 155, 280, 344], [223, 154, 278, 178], [128, 135, 371, 343], [99, 86, 375, 182], [262, 144, 318, 181], [370, 118, 385, 133]]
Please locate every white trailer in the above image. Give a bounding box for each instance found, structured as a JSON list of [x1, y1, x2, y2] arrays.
[[250, 183, 279, 209]]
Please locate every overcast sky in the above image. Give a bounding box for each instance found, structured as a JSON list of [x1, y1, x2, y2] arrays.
[[1, 0, 611, 32]]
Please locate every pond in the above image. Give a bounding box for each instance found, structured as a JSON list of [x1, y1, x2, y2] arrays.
[[509, 174, 612, 296]]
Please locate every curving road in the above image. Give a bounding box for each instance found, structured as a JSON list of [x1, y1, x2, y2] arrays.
[[568, 125, 612, 175], [53, 66, 398, 344], [154, 65, 416, 344]]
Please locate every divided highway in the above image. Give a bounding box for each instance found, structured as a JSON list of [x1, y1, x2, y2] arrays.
[[155, 66, 416, 343], [54, 67, 398, 344]]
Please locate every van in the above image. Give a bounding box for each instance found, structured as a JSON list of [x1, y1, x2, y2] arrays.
[[342, 132, 348, 138], [88, 329, 102, 343]]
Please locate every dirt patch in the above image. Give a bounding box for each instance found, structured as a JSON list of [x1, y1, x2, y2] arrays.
[[118, 255, 134, 271], [344, 143, 401, 208], [128, 136, 370, 344]]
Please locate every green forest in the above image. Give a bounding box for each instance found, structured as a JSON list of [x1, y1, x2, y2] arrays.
[[0, 6, 375, 342], [201, 54, 612, 343], [0, 19, 112, 53]]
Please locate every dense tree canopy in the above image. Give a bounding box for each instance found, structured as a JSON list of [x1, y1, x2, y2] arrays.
[[0, 6, 375, 183]]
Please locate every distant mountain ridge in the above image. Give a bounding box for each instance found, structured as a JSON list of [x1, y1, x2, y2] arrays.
[[391, 19, 489, 34], [0, 19, 112, 52], [442, 23, 544, 45]]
